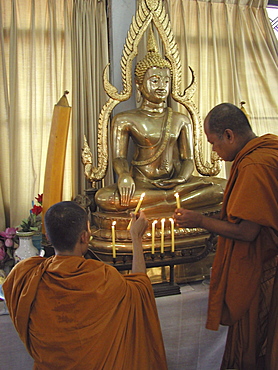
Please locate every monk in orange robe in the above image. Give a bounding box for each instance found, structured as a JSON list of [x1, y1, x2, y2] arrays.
[[3, 201, 167, 370], [174, 103, 278, 370]]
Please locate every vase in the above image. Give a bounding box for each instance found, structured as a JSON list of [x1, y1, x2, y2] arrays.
[[32, 232, 43, 252], [0, 282, 9, 315], [15, 231, 39, 262]]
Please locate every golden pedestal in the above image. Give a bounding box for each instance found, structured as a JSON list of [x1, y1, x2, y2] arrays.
[[88, 207, 219, 292]]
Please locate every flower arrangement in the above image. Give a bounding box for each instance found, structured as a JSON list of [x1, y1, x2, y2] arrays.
[[0, 194, 43, 276], [0, 227, 17, 275], [19, 194, 43, 232]]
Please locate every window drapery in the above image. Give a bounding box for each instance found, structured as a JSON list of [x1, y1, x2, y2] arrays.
[[72, 0, 110, 196], [0, 0, 277, 230], [0, 0, 108, 230], [0, 0, 73, 229], [165, 0, 278, 177]]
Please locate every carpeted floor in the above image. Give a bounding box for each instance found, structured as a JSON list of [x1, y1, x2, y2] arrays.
[[156, 281, 228, 369], [0, 280, 227, 370]]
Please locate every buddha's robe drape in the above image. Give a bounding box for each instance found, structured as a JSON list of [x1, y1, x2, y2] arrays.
[[3, 255, 167, 370], [206, 134, 278, 370]]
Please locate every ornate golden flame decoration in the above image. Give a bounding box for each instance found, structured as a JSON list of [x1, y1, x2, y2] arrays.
[[82, 0, 221, 182]]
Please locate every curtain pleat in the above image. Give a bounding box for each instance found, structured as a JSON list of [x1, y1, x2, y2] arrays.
[[0, 0, 277, 229], [166, 0, 278, 177], [0, 0, 109, 229], [72, 0, 111, 195]]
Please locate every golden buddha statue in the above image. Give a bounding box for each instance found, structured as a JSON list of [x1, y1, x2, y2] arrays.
[[95, 34, 226, 217], [81, 3, 226, 260]]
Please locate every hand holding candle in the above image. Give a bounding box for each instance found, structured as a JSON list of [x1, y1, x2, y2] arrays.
[[127, 192, 145, 230], [111, 221, 116, 259]]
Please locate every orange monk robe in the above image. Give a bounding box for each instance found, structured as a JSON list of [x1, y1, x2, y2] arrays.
[[206, 134, 278, 370], [3, 256, 168, 370]]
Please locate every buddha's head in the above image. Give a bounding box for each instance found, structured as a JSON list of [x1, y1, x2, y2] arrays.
[[135, 28, 172, 103], [135, 28, 172, 83]]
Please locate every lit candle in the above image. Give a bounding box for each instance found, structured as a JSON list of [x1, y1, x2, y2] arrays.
[[134, 192, 145, 213], [111, 221, 116, 258], [151, 220, 158, 254], [127, 192, 145, 230], [169, 218, 175, 252], [160, 218, 165, 254], [174, 192, 181, 208]]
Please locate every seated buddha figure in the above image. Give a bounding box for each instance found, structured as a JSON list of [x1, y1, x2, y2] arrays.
[[95, 42, 226, 217]]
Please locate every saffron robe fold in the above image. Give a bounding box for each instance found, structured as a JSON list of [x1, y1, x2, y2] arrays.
[[206, 134, 278, 369], [3, 255, 167, 370]]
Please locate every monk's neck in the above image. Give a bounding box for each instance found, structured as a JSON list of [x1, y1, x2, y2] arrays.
[[140, 100, 166, 114], [241, 132, 257, 147]]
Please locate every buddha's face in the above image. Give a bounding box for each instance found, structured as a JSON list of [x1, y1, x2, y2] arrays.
[[139, 67, 171, 103]]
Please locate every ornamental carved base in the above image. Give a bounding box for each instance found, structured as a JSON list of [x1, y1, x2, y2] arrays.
[[89, 205, 221, 264]]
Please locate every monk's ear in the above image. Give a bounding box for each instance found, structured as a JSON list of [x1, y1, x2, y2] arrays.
[[80, 222, 91, 244], [80, 230, 89, 244], [224, 129, 235, 143]]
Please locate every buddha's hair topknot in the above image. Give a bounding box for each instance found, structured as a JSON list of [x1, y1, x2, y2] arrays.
[[135, 28, 172, 84]]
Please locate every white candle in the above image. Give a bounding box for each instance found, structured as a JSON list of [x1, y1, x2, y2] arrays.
[[169, 218, 175, 252], [174, 192, 181, 208], [160, 218, 165, 254], [134, 192, 145, 213], [151, 220, 158, 254], [127, 192, 145, 230], [112, 221, 116, 258]]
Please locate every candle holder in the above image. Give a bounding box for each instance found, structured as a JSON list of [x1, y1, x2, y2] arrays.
[[160, 252, 165, 259], [171, 251, 175, 258], [113, 257, 117, 264], [151, 253, 155, 260]]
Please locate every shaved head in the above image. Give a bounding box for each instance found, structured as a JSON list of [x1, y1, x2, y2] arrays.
[[205, 103, 253, 137]]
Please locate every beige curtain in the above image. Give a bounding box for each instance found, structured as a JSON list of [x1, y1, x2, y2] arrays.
[[0, 0, 73, 229], [72, 0, 111, 196], [0, 0, 109, 229], [165, 0, 278, 177]]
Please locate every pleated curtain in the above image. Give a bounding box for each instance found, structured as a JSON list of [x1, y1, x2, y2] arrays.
[[0, 0, 277, 229], [0, 0, 109, 229], [165, 0, 278, 177]]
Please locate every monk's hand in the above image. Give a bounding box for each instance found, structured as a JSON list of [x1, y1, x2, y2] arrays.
[[173, 208, 203, 228], [118, 174, 135, 206], [130, 211, 148, 238]]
